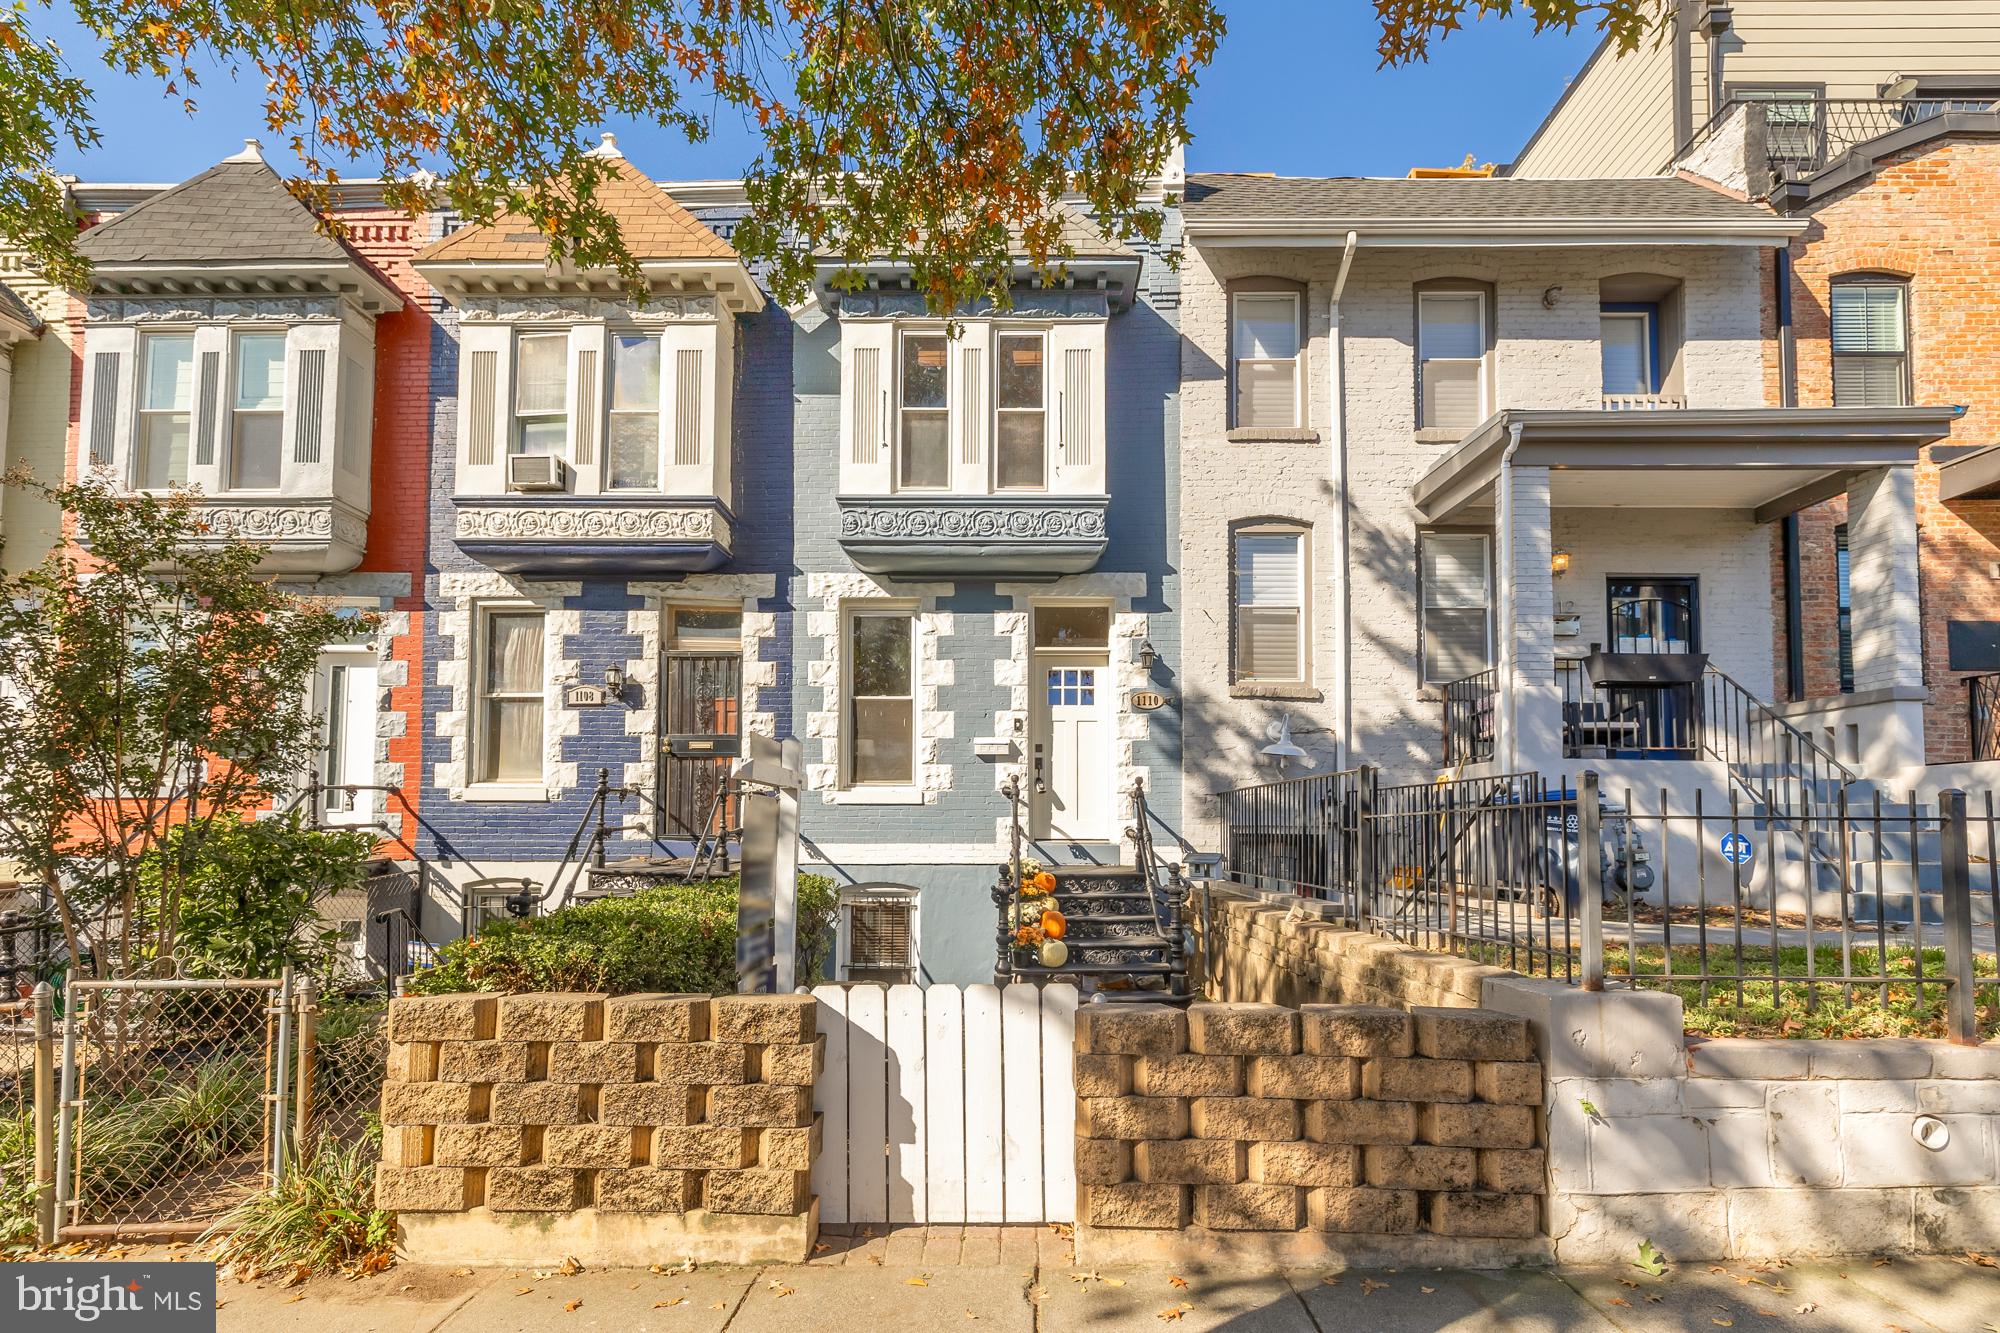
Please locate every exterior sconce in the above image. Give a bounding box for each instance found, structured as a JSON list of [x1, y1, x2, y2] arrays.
[[1138, 639, 1159, 670], [1551, 550, 1572, 576], [603, 663, 626, 694]]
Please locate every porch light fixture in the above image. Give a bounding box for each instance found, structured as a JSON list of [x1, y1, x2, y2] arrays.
[[603, 663, 626, 695], [1138, 639, 1159, 669], [1551, 550, 1572, 576], [1260, 714, 1311, 773]]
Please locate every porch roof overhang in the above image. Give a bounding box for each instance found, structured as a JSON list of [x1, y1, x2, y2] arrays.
[[1936, 444, 2000, 503], [1412, 407, 1959, 525]]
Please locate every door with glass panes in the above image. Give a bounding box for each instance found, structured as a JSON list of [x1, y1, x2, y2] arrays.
[[658, 608, 742, 843], [1029, 605, 1114, 842]]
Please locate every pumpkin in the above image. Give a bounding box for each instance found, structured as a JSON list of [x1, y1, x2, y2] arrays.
[[1040, 909, 1067, 940], [1033, 870, 1058, 892], [1037, 938, 1069, 968]]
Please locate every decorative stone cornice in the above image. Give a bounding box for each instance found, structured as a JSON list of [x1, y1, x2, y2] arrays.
[[176, 496, 369, 574], [836, 495, 1109, 576], [834, 291, 1111, 321], [451, 497, 734, 575], [86, 296, 343, 324], [454, 503, 724, 543], [455, 294, 720, 324], [838, 499, 1105, 542]]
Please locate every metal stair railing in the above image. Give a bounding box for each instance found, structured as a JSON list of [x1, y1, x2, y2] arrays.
[[1126, 775, 1189, 997]]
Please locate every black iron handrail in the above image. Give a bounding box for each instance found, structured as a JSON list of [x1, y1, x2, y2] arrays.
[[1442, 668, 1497, 766], [1970, 673, 2000, 762], [1670, 95, 1998, 181]]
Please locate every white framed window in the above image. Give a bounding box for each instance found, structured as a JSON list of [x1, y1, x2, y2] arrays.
[[512, 331, 569, 456], [1232, 526, 1307, 683], [898, 331, 950, 489], [1421, 533, 1493, 685], [1599, 310, 1654, 396], [475, 608, 546, 788], [138, 333, 196, 490], [1232, 291, 1302, 429], [1831, 278, 1910, 407], [607, 332, 663, 489], [312, 646, 378, 825], [229, 331, 287, 490], [994, 332, 1047, 490], [844, 608, 916, 786], [839, 887, 919, 984], [1418, 291, 1488, 432]]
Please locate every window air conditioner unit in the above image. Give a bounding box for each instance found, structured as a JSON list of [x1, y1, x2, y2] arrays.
[[506, 455, 569, 493]]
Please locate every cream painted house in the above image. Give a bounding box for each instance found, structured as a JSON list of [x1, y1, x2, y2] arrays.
[[0, 252, 64, 576]]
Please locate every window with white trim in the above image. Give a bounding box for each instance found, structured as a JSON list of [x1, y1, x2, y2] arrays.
[[845, 609, 915, 786], [229, 331, 286, 490], [512, 331, 569, 455], [1421, 533, 1493, 685], [607, 332, 663, 489], [138, 333, 195, 490], [1232, 526, 1307, 683], [1232, 291, 1302, 429], [840, 889, 918, 984], [1830, 278, 1910, 407], [1418, 291, 1488, 432], [1599, 310, 1654, 396], [994, 332, 1047, 489], [898, 331, 950, 489], [476, 609, 546, 785]]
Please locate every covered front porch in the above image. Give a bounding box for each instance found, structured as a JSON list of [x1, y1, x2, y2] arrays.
[[1417, 408, 1955, 784]]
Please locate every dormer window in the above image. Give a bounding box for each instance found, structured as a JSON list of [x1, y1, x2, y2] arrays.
[[513, 331, 569, 456], [229, 332, 286, 490], [138, 334, 195, 491]]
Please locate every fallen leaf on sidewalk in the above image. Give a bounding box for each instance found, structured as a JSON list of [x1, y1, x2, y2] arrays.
[[1873, 1257, 1894, 1267], [1361, 1279, 1388, 1296], [1420, 1286, 1435, 1295], [906, 1276, 930, 1287], [1963, 1251, 1997, 1268], [813, 1243, 831, 1254], [450, 1268, 472, 1277], [768, 1280, 795, 1298], [1608, 1297, 1630, 1307], [711, 1300, 727, 1309], [1319, 1274, 1340, 1287], [1168, 1275, 1189, 1289], [1795, 1305, 1818, 1315], [653, 1298, 687, 1308], [1710, 1320, 1731, 1328], [514, 1287, 534, 1296], [1157, 1304, 1193, 1322], [1633, 1241, 1669, 1277], [563, 1300, 582, 1312], [557, 1256, 585, 1276], [1617, 1278, 1639, 1289]]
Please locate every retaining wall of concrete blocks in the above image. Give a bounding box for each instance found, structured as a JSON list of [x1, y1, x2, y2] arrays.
[[1071, 1001, 1550, 1265], [376, 991, 823, 1266]]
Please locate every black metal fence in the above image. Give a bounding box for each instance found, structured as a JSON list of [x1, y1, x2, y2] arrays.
[[1442, 669, 1496, 766], [1970, 672, 2000, 762], [1675, 96, 1999, 180]]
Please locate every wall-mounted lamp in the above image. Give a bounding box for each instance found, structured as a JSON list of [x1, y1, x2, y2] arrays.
[[603, 663, 626, 695], [1551, 550, 1572, 576], [1138, 639, 1159, 670]]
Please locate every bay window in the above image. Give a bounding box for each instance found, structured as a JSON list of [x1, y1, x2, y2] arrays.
[[513, 331, 569, 455], [608, 332, 663, 489], [995, 333, 1047, 489], [899, 332, 950, 489], [1232, 525, 1307, 683], [477, 609, 546, 786], [1421, 533, 1493, 685], [846, 609, 915, 786], [230, 332, 286, 489], [138, 334, 195, 490]]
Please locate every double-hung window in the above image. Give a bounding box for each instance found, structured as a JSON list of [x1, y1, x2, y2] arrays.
[[1421, 533, 1493, 685], [1599, 309, 1655, 397], [230, 332, 287, 490], [995, 333, 1047, 489], [899, 333, 950, 489], [846, 609, 915, 785], [138, 334, 196, 490], [513, 332, 569, 455], [1232, 292, 1302, 429], [1232, 527, 1306, 683], [1418, 292, 1487, 432], [608, 332, 663, 489], [477, 609, 546, 786], [1830, 278, 1910, 407]]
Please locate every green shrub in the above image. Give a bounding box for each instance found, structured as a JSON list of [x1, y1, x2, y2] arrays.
[[407, 875, 837, 996], [208, 1130, 395, 1280], [0, 1109, 35, 1252]]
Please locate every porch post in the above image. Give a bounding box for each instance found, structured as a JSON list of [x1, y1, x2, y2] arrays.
[[1495, 462, 1564, 777], [1844, 465, 1923, 693]]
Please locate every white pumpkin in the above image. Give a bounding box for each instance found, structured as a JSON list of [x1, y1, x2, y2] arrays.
[[1037, 938, 1069, 968]]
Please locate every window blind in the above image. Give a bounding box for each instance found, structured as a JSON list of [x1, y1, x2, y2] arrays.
[[1421, 534, 1492, 684]]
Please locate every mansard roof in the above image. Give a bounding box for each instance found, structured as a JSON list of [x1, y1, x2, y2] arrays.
[[78, 143, 354, 266]]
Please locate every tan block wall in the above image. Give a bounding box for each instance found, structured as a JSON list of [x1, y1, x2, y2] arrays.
[[1192, 885, 1514, 1012], [376, 992, 821, 1225], [1074, 1001, 1544, 1242]]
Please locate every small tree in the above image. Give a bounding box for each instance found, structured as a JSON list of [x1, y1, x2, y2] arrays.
[[0, 473, 367, 981]]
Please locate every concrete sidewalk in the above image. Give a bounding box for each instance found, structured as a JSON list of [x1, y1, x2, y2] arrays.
[[169, 1226, 2000, 1333]]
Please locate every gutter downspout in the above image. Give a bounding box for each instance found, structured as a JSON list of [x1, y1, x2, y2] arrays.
[[1776, 244, 1805, 698], [1495, 421, 1528, 775], [1329, 229, 1359, 770]]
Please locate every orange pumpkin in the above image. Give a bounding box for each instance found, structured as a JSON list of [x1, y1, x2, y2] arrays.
[[1040, 909, 1067, 940], [1033, 870, 1057, 892]]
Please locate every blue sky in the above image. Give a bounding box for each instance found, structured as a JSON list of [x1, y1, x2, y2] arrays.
[[41, 4, 1600, 184]]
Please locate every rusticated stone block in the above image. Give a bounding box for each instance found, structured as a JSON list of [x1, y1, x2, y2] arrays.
[[1426, 1191, 1539, 1238], [490, 1082, 590, 1126], [1075, 1138, 1132, 1185], [434, 1124, 528, 1168], [1361, 1057, 1473, 1103], [1247, 1141, 1359, 1188], [708, 1082, 813, 1128], [1412, 1007, 1532, 1062], [1478, 1148, 1547, 1194], [1417, 1103, 1538, 1150], [1246, 1055, 1358, 1101], [1076, 1005, 1186, 1057], [1134, 1054, 1241, 1097], [1083, 1183, 1188, 1230], [1193, 1183, 1301, 1231], [704, 1168, 809, 1215], [1187, 1003, 1298, 1056], [713, 993, 817, 1045], [759, 1115, 823, 1171], [547, 1041, 643, 1085], [385, 1041, 438, 1083], [758, 1036, 827, 1086], [381, 1081, 484, 1127], [1473, 1060, 1544, 1106], [380, 1125, 433, 1169], [1304, 1099, 1418, 1146], [387, 994, 495, 1044], [1074, 1053, 1132, 1098], [655, 1125, 759, 1170], [1307, 1186, 1418, 1234], [1190, 1096, 1299, 1143], [655, 1042, 750, 1086], [438, 1041, 532, 1085], [1075, 1096, 1189, 1141], [597, 1167, 695, 1213], [375, 1165, 473, 1212], [598, 1083, 705, 1128], [496, 992, 603, 1043], [544, 1124, 637, 1169], [1299, 1005, 1414, 1058], [1132, 1138, 1245, 1185], [604, 993, 710, 1044], [1363, 1144, 1477, 1192], [487, 1166, 586, 1212]]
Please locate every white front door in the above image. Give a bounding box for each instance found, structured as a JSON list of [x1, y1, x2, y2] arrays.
[[312, 648, 379, 825], [1032, 656, 1113, 841]]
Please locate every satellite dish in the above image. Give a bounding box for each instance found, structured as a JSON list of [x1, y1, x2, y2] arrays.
[[1260, 714, 1312, 772]]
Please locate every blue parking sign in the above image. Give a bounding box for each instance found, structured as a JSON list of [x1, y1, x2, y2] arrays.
[[1720, 831, 1754, 866]]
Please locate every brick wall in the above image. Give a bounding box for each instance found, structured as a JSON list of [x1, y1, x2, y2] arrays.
[[1072, 1001, 1545, 1257], [376, 990, 822, 1264]]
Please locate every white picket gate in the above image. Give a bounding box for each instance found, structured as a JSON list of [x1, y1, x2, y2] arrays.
[[810, 983, 1078, 1225]]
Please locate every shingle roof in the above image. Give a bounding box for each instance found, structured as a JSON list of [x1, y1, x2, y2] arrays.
[[1182, 173, 1777, 226], [415, 158, 738, 265], [815, 203, 1139, 262], [78, 151, 353, 265]]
